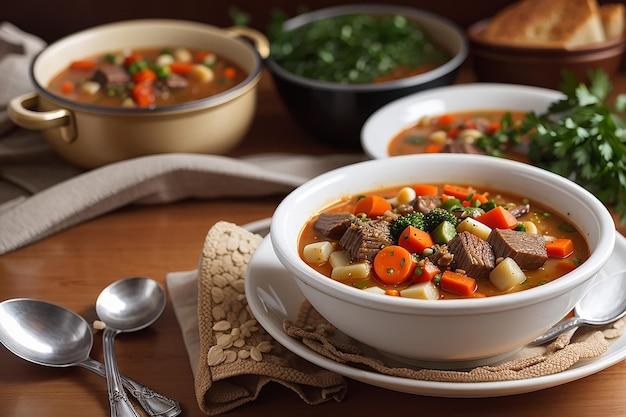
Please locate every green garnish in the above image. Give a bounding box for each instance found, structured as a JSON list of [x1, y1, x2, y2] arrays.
[[523, 70, 626, 222], [268, 12, 450, 84]]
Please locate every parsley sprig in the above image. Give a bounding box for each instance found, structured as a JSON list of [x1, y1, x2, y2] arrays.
[[521, 70, 626, 222]]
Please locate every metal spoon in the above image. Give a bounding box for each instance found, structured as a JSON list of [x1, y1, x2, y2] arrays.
[[95, 277, 169, 417], [529, 270, 626, 346], [0, 298, 180, 417]]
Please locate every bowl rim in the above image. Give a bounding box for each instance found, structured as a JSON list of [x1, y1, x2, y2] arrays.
[[270, 154, 616, 314], [30, 18, 263, 115], [265, 4, 468, 92], [468, 18, 626, 52], [360, 82, 565, 159]]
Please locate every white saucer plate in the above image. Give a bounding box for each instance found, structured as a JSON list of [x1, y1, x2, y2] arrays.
[[244, 230, 626, 398]]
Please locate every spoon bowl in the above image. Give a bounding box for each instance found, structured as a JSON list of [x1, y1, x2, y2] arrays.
[[95, 276, 167, 417], [0, 298, 180, 417], [530, 270, 626, 346]]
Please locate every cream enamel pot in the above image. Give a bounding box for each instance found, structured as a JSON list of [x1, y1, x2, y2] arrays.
[[8, 19, 269, 169]]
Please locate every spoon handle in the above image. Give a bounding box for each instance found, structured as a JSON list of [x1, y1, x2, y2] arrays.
[[528, 317, 586, 346], [80, 358, 182, 417], [102, 327, 141, 417]]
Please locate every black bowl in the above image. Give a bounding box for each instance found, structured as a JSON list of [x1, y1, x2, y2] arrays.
[[266, 4, 468, 149]]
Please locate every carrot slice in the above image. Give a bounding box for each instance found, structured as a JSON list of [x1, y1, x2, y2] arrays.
[[353, 195, 392, 218], [223, 67, 237, 79], [476, 206, 518, 229], [60, 80, 74, 94], [131, 83, 155, 107], [546, 239, 574, 258], [169, 62, 194, 75], [373, 245, 415, 285], [439, 270, 477, 296], [424, 143, 444, 153], [442, 184, 488, 204], [385, 289, 401, 297], [437, 113, 455, 125], [556, 260, 578, 273], [412, 258, 441, 284], [132, 68, 157, 84], [69, 60, 96, 71], [413, 184, 439, 196], [397, 225, 434, 255]]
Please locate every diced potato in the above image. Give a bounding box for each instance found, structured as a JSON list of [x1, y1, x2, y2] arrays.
[[81, 81, 100, 95], [303, 241, 334, 264], [155, 53, 174, 67], [362, 286, 386, 295], [331, 262, 371, 281], [489, 257, 527, 291], [522, 221, 538, 234], [189, 64, 215, 83], [456, 217, 492, 240], [173, 47, 192, 63], [329, 250, 351, 268], [400, 281, 440, 300], [387, 186, 416, 207], [458, 128, 482, 143], [428, 130, 448, 143]]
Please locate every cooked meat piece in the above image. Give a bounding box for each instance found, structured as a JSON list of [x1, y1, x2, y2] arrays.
[[487, 228, 548, 270], [165, 73, 189, 89], [314, 212, 356, 239], [91, 65, 130, 89], [339, 219, 392, 262], [414, 195, 442, 214], [447, 231, 495, 280], [428, 244, 454, 269], [441, 141, 484, 154], [508, 204, 530, 218]]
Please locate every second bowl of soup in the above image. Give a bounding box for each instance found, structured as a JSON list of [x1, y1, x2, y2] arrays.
[[8, 19, 269, 168], [361, 83, 564, 160], [270, 154, 615, 367]]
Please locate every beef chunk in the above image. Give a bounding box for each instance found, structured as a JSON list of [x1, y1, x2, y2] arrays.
[[339, 219, 392, 262], [508, 204, 530, 218], [91, 65, 130, 89], [487, 228, 547, 270], [414, 195, 442, 214], [165, 73, 189, 89], [447, 231, 495, 280], [314, 212, 356, 240]]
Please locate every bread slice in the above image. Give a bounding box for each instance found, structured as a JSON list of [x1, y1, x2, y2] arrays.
[[482, 0, 607, 48], [599, 3, 625, 40]]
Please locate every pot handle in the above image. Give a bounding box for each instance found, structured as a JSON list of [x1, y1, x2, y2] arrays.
[[225, 26, 270, 60], [8, 92, 77, 143]]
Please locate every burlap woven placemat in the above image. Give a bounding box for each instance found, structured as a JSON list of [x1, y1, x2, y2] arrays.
[[194, 221, 624, 414]]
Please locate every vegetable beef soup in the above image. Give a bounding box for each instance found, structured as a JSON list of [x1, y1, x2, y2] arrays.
[[299, 183, 589, 300], [388, 110, 528, 161], [47, 47, 247, 108]]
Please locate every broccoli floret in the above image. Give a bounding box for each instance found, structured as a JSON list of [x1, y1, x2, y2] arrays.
[[423, 208, 458, 233], [389, 212, 425, 240]]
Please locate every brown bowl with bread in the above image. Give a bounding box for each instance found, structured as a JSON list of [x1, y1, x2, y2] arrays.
[[468, 0, 626, 89]]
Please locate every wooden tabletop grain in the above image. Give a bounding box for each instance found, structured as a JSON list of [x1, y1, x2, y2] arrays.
[[2, 67, 626, 417]]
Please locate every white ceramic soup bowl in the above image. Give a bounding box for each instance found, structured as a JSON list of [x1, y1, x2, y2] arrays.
[[361, 83, 564, 159], [270, 154, 615, 367]]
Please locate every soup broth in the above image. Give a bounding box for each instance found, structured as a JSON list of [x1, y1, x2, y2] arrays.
[[299, 182, 589, 299]]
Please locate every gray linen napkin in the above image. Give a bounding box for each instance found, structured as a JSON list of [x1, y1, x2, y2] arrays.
[[0, 22, 365, 255]]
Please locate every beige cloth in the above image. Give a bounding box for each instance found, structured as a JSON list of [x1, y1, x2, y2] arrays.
[[166, 221, 624, 415]]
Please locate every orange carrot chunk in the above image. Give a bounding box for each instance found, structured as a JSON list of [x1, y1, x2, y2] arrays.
[[476, 206, 518, 229], [556, 259, 578, 274], [546, 239, 574, 258], [439, 270, 477, 296], [424, 143, 444, 153], [60, 80, 74, 94], [69, 60, 97, 71], [413, 184, 439, 196], [412, 258, 441, 284], [398, 225, 435, 255], [353, 195, 392, 218], [169, 62, 194, 75], [131, 83, 155, 108], [132, 68, 157, 84], [442, 184, 487, 204], [373, 245, 415, 285]]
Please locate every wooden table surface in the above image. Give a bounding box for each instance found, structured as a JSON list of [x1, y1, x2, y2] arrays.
[[2, 67, 626, 417]]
